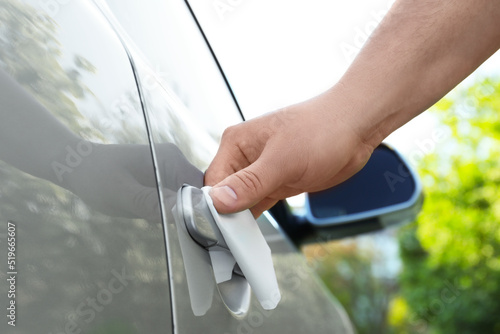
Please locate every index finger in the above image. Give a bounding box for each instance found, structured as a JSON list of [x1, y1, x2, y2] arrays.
[[204, 142, 249, 186]]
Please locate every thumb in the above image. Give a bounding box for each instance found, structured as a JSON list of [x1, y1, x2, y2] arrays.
[[209, 158, 282, 214]]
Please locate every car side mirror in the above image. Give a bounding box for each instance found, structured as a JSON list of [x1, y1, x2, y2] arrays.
[[269, 143, 423, 245]]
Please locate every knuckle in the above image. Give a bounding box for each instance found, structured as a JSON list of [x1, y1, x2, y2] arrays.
[[235, 169, 264, 195], [356, 142, 374, 165], [221, 125, 238, 140]]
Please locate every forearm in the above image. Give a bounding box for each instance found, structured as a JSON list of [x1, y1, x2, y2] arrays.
[[329, 0, 500, 148]]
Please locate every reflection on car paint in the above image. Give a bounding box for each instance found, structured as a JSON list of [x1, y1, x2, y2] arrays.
[[0, 0, 356, 333], [0, 1, 173, 333]]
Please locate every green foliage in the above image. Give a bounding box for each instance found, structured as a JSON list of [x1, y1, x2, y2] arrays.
[[391, 77, 500, 333], [304, 239, 398, 334]]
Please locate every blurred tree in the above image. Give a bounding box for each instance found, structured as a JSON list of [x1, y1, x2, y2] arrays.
[[304, 238, 398, 334], [389, 77, 500, 334]]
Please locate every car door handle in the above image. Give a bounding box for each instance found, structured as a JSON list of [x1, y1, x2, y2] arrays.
[[179, 184, 281, 310]]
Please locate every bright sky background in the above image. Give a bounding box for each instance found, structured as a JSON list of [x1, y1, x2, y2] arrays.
[[190, 0, 500, 162]]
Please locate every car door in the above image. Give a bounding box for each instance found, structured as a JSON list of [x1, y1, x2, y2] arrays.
[[98, 0, 356, 333], [0, 1, 173, 333]]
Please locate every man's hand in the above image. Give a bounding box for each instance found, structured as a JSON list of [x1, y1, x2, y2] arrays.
[[205, 0, 500, 218], [205, 88, 375, 217]]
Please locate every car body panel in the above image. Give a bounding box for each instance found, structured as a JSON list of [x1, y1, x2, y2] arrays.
[[0, 1, 171, 333], [0, 1, 355, 333]]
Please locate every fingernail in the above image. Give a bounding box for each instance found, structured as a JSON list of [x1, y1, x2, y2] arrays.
[[210, 186, 238, 208]]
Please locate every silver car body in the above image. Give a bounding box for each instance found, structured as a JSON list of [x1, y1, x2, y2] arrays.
[[0, 0, 354, 333]]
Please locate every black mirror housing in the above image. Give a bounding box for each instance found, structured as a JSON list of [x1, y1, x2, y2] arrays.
[[271, 144, 423, 246]]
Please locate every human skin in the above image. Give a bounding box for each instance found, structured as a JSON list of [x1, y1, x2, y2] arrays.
[[204, 0, 500, 217]]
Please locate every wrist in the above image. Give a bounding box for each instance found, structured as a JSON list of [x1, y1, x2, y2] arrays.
[[320, 82, 391, 152]]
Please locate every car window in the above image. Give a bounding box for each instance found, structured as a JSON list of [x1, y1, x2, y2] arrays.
[[0, 1, 171, 333]]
